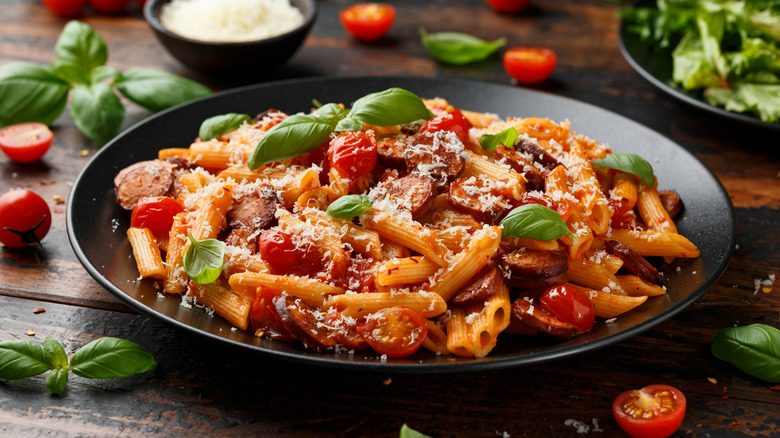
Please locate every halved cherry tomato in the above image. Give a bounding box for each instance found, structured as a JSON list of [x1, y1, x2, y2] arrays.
[[328, 131, 377, 181], [130, 196, 183, 234], [486, 0, 532, 14], [250, 286, 295, 342], [609, 197, 638, 230], [503, 47, 557, 85], [0, 122, 54, 163], [357, 306, 428, 357], [42, 0, 87, 16], [418, 107, 473, 144], [613, 384, 686, 438], [259, 229, 302, 274], [539, 284, 595, 332], [339, 3, 396, 41], [0, 189, 52, 248]]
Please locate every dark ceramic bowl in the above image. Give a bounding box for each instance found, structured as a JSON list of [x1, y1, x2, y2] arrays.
[[143, 0, 317, 76]]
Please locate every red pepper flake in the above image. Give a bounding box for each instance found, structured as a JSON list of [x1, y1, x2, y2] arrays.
[[706, 377, 718, 384], [721, 395, 730, 400], [33, 308, 46, 314], [705, 401, 715, 406], [728, 421, 739, 427], [770, 384, 780, 391]]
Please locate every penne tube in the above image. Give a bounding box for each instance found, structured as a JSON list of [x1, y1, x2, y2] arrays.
[[461, 150, 524, 200], [381, 238, 411, 260], [421, 320, 450, 355], [445, 283, 511, 358], [376, 256, 440, 286], [324, 291, 447, 318], [127, 227, 166, 279], [300, 209, 382, 260], [579, 286, 648, 318], [188, 281, 251, 330], [568, 257, 626, 295], [228, 272, 345, 306], [362, 210, 448, 266], [611, 172, 638, 209], [163, 213, 189, 294], [608, 229, 700, 258], [637, 181, 677, 234], [187, 140, 234, 169], [158, 147, 189, 160], [188, 183, 233, 241], [615, 275, 667, 297]]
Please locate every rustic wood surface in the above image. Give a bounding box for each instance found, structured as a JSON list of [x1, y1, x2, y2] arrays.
[[1, 0, 778, 436]]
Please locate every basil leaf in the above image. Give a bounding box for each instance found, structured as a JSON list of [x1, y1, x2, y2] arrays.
[[315, 103, 348, 126], [90, 65, 121, 83], [0, 340, 52, 380], [114, 67, 211, 112], [479, 127, 518, 151], [0, 62, 70, 127], [69, 337, 156, 379], [592, 153, 655, 187], [247, 114, 334, 170], [399, 424, 431, 438], [198, 113, 252, 141], [500, 204, 574, 241], [183, 234, 225, 284], [70, 82, 125, 145], [43, 337, 68, 369], [335, 117, 363, 132], [348, 88, 435, 126], [711, 323, 780, 383], [46, 368, 69, 395], [54, 20, 108, 85], [420, 28, 506, 65], [326, 195, 372, 219]]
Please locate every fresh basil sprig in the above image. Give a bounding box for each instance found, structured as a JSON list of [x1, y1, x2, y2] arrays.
[[0, 337, 156, 395], [198, 113, 252, 141], [500, 204, 574, 241], [711, 323, 780, 383], [326, 195, 373, 219], [247, 87, 434, 170], [592, 153, 655, 187], [479, 127, 518, 151], [0, 20, 210, 144], [420, 28, 506, 65], [399, 424, 431, 438], [183, 234, 225, 284]]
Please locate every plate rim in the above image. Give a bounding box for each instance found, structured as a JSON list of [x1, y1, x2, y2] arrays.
[[66, 75, 736, 374]]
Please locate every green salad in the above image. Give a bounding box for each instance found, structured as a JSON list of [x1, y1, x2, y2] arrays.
[[622, 0, 780, 123]]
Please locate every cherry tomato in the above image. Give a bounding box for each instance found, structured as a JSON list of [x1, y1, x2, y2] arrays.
[[324, 311, 369, 351], [503, 47, 557, 85], [613, 385, 686, 438], [539, 284, 595, 332], [609, 197, 638, 230], [250, 286, 295, 342], [328, 131, 377, 181], [357, 306, 428, 357], [418, 107, 473, 144], [0, 189, 52, 248], [0, 123, 54, 163], [259, 229, 302, 273], [42, 0, 86, 16], [88, 0, 129, 13], [486, 0, 532, 14], [339, 3, 396, 41], [130, 196, 183, 233]]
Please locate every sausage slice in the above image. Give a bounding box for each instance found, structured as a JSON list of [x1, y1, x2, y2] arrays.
[[511, 298, 577, 339], [604, 240, 659, 284], [404, 131, 465, 186], [501, 249, 569, 278], [114, 159, 174, 210], [494, 145, 546, 190], [450, 266, 504, 308], [517, 138, 563, 170], [659, 190, 684, 220], [227, 186, 279, 232], [383, 173, 437, 219], [448, 177, 513, 223], [274, 295, 337, 352], [376, 136, 409, 167], [225, 227, 258, 254]]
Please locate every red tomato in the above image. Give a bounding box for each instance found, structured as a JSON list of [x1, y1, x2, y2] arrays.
[[357, 306, 428, 357], [259, 229, 302, 273], [328, 131, 377, 180], [418, 108, 473, 144], [539, 284, 595, 332], [486, 0, 532, 14], [609, 197, 638, 230], [130, 196, 183, 233], [88, 0, 129, 13], [339, 3, 396, 41], [0, 189, 52, 248], [503, 47, 557, 85], [519, 192, 572, 222], [250, 287, 295, 342], [0, 123, 54, 163], [613, 385, 686, 438], [42, 0, 86, 16]]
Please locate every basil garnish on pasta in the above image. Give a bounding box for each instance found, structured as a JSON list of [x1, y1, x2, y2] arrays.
[[326, 194, 373, 219], [183, 234, 224, 284], [592, 153, 655, 187], [479, 127, 518, 151], [199, 113, 252, 141], [500, 204, 574, 241]]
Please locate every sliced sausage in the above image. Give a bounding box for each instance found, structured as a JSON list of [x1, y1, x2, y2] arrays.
[[227, 186, 279, 232], [517, 138, 563, 170], [450, 266, 504, 308], [404, 130, 465, 186], [162, 156, 193, 172], [501, 249, 569, 278], [225, 227, 258, 254], [511, 298, 577, 339], [504, 272, 569, 290], [376, 136, 409, 167], [448, 177, 513, 223], [274, 295, 337, 352], [494, 145, 546, 190], [659, 190, 684, 220], [114, 159, 174, 210], [604, 240, 659, 284], [383, 173, 437, 219]]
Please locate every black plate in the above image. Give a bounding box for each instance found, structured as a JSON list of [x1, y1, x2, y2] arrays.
[[618, 15, 780, 132], [67, 76, 736, 373]]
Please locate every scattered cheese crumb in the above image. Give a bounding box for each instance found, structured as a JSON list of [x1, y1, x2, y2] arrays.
[[753, 274, 775, 295]]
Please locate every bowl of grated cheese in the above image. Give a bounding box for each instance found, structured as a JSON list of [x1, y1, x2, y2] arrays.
[[144, 0, 316, 76]]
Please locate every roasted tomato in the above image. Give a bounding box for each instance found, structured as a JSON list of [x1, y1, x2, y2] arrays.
[[250, 287, 295, 342], [339, 3, 396, 41], [259, 229, 302, 273], [418, 107, 473, 144], [539, 284, 595, 332], [0, 189, 52, 248], [328, 130, 378, 181], [0, 122, 54, 163], [486, 0, 532, 14], [503, 47, 557, 85], [613, 385, 687, 438], [130, 196, 183, 234], [357, 306, 428, 357]]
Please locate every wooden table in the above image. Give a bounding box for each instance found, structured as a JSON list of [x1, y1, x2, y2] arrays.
[[2, 0, 778, 436]]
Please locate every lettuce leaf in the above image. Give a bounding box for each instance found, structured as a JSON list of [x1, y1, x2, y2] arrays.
[[704, 82, 780, 122]]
